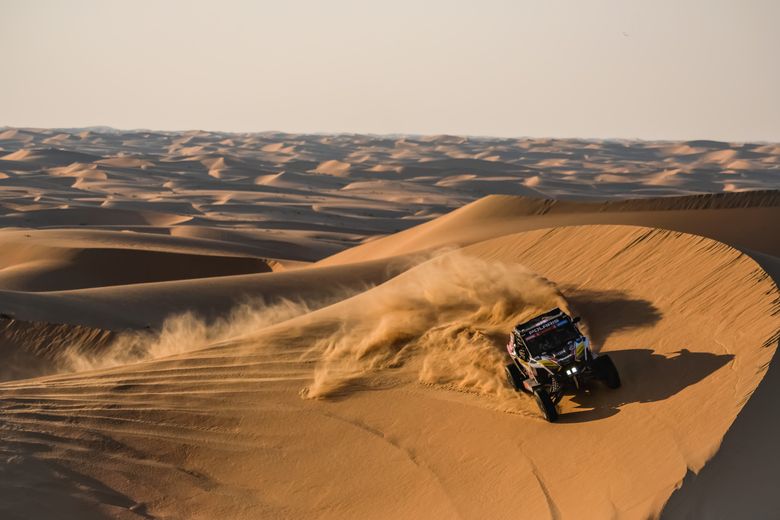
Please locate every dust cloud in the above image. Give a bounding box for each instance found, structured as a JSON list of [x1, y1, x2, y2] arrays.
[[62, 298, 320, 372], [304, 252, 567, 399], [62, 251, 567, 408]]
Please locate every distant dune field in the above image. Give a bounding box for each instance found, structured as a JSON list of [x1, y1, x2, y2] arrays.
[[0, 128, 778, 519]]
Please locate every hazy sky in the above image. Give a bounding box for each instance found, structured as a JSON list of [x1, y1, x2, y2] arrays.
[[2, 0, 779, 141]]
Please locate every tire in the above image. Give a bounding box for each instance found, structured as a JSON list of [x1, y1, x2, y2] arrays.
[[533, 388, 558, 422], [594, 354, 621, 389], [505, 363, 525, 391]]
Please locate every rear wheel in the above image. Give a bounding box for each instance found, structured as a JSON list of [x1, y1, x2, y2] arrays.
[[533, 387, 558, 422], [594, 355, 621, 389], [505, 363, 526, 391]]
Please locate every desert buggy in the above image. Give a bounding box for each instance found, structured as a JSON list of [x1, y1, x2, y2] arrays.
[[505, 308, 620, 422]]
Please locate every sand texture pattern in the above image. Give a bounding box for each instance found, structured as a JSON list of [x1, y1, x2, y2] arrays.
[[0, 127, 778, 519]]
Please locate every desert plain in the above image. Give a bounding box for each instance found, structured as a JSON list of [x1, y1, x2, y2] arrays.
[[0, 127, 778, 519]]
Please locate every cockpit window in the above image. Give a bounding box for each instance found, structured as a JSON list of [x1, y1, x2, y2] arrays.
[[522, 323, 580, 357]]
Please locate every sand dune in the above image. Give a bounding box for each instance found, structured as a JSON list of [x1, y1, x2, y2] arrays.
[[0, 127, 778, 519], [0, 241, 271, 292], [0, 223, 776, 519], [320, 190, 780, 266], [1, 147, 102, 165]]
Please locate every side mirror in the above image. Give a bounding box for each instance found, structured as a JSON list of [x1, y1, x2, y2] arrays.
[[573, 316, 581, 324]]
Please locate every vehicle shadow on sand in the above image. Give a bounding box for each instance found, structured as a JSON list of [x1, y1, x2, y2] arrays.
[[559, 348, 734, 423], [556, 288, 732, 422], [562, 287, 663, 347]]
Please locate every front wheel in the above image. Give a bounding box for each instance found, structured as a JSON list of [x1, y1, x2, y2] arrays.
[[533, 388, 558, 422], [505, 363, 526, 391], [593, 354, 621, 389]]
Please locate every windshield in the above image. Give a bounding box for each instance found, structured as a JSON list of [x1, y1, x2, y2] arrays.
[[523, 325, 581, 357]]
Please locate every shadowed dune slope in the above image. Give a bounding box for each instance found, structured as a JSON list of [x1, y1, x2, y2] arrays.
[[0, 207, 192, 228], [0, 318, 115, 381], [0, 246, 271, 292], [0, 224, 776, 519], [0, 255, 415, 330], [0, 228, 340, 262]]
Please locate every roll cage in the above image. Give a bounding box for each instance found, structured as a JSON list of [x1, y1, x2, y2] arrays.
[[512, 308, 582, 358]]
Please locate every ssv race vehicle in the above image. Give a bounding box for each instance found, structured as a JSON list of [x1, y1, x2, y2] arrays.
[[505, 308, 620, 422]]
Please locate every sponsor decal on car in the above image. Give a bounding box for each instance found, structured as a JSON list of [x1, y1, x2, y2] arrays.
[[522, 317, 571, 340]]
